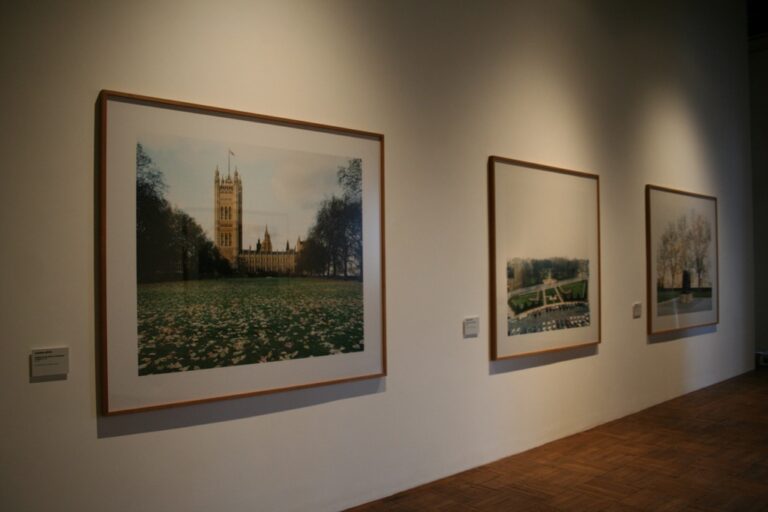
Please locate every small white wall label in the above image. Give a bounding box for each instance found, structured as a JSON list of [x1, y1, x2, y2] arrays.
[[632, 302, 642, 319], [30, 347, 69, 378], [463, 317, 480, 339]]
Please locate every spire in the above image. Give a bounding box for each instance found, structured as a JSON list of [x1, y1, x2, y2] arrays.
[[263, 225, 272, 253], [227, 148, 235, 178]]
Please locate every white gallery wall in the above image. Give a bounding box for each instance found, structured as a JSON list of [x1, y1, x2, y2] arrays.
[[0, 1, 753, 511]]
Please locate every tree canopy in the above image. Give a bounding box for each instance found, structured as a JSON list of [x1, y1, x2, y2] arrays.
[[656, 210, 712, 289], [297, 158, 363, 278], [136, 143, 231, 282]]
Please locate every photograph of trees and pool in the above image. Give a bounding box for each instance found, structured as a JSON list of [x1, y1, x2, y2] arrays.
[[654, 209, 714, 317], [506, 257, 590, 336], [646, 184, 718, 335], [136, 137, 364, 376]]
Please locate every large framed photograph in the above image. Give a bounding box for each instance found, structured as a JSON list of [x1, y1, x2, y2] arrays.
[[646, 185, 718, 335], [488, 157, 601, 360], [99, 91, 385, 414]]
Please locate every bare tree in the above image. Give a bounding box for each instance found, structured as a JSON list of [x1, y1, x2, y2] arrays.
[[657, 210, 711, 291], [676, 214, 692, 288], [664, 220, 683, 288], [657, 230, 674, 288], [688, 211, 712, 288]]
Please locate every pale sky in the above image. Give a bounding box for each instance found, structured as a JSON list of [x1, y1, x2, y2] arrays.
[[495, 164, 596, 262], [139, 133, 355, 250]]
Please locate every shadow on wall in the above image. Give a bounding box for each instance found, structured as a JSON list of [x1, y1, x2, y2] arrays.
[[647, 324, 717, 345], [490, 344, 598, 375], [97, 378, 385, 438]]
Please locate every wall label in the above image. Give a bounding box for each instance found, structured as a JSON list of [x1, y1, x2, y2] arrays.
[[30, 347, 69, 378], [463, 317, 480, 339]]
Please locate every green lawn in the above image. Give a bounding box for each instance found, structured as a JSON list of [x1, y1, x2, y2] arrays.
[[508, 290, 542, 314], [559, 280, 588, 300], [545, 288, 559, 302], [509, 290, 540, 306], [693, 288, 712, 298], [657, 288, 712, 303], [137, 277, 363, 375], [657, 289, 681, 303]]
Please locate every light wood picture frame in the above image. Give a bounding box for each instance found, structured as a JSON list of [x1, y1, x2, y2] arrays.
[[646, 185, 718, 335], [488, 156, 601, 360], [99, 91, 385, 414]]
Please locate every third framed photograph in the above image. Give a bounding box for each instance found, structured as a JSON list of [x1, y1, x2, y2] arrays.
[[646, 185, 718, 335], [488, 157, 601, 360]]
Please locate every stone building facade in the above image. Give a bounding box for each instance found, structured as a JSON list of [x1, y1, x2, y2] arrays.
[[214, 168, 301, 274]]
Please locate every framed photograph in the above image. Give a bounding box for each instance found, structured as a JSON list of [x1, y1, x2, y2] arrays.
[[99, 91, 385, 414], [488, 157, 601, 360], [646, 185, 718, 335]]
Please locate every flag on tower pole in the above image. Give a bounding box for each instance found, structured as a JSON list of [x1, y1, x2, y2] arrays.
[[227, 148, 235, 176]]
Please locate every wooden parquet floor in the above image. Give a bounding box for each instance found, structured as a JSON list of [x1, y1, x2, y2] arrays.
[[347, 370, 768, 511]]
